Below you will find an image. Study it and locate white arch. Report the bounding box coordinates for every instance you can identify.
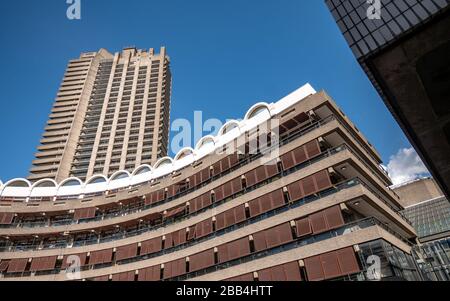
[174,147,195,161]
[244,102,271,120]
[1,179,31,198]
[154,157,174,169]
[132,165,153,176]
[219,120,241,136]
[85,175,108,194]
[109,171,131,182]
[195,135,216,150]
[4,178,32,188]
[107,170,131,191]
[130,165,153,186]
[57,177,83,197]
[86,175,108,185]
[59,177,83,188]
[30,179,58,197]
[31,179,58,189]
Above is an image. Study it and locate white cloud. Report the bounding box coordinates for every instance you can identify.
[384,147,430,186]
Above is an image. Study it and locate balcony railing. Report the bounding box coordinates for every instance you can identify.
[0,216,412,280]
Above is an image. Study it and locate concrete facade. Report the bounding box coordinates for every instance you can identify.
[0,86,421,281]
[28,47,171,183]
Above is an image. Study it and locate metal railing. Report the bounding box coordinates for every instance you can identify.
[0,216,412,280]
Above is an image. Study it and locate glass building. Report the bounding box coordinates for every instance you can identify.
[394,178,450,280]
[324,0,450,201]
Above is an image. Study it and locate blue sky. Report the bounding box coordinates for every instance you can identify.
[0,0,416,183]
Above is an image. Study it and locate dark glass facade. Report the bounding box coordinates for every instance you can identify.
[325,0,450,59]
[403,197,450,239]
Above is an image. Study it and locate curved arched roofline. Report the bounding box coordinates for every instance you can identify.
[218,120,241,136]
[244,102,271,120]
[131,165,153,176]
[58,177,83,188]
[109,171,131,182]
[86,175,108,185]
[195,135,216,150]
[31,179,58,189]
[154,157,174,169]
[4,178,32,188]
[0,84,316,199]
[174,147,195,161]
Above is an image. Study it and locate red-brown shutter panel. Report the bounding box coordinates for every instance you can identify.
[212,161,222,176]
[258,262,302,281]
[112,271,135,281]
[217,237,250,263]
[248,198,262,217]
[296,217,312,237]
[281,151,296,170]
[201,168,210,183]
[258,267,274,281]
[283,261,302,281]
[265,223,293,249]
[320,251,342,279]
[323,206,344,229]
[93,275,109,281]
[0,213,14,225]
[172,228,187,246]
[116,243,138,261]
[89,249,113,265]
[337,247,360,275]
[245,169,257,187]
[195,219,213,239]
[305,139,321,158]
[221,156,231,172]
[215,211,226,230]
[249,225,292,253]
[141,237,163,254]
[302,176,316,196]
[189,249,215,272]
[73,207,96,220]
[234,204,246,223]
[0,260,9,272]
[7,258,28,273]
[216,205,246,230]
[231,178,243,194]
[292,146,307,166]
[287,180,304,202]
[30,256,57,272]
[264,163,279,180]
[189,173,197,188]
[315,170,332,191]
[146,189,165,205]
[189,193,211,214]
[164,205,186,219]
[253,231,267,252]
[305,255,325,281]
[163,258,186,279]
[214,185,225,202]
[222,181,232,199]
[138,265,161,281]
[310,211,328,234]
[270,189,285,209]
